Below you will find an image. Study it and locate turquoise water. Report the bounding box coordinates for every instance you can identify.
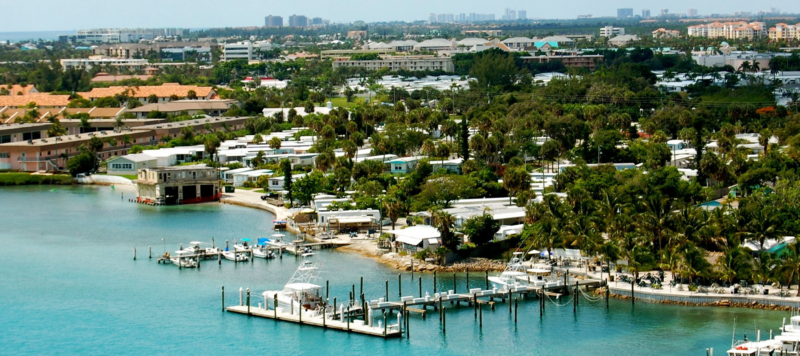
[0,185,789,355]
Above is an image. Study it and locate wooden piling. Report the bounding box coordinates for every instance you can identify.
[453,273,457,294]
[222,286,225,311]
[360,277,363,296]
[383,311,387,336]
[149,246,152,259]
[247,288,251,315]
[411,259,414,280]
[333,297,337,319]
[433,271,437,294]
[466,268,469,289]
[418,276,422,298]
[405,310,410,339]
[274,294,278,319]
[442,306,446,334]
[326,280,329,299]
[631,280,635,305]
[514,298,518,323]
[605,285,610,308]
[133,247,136,260]
[398,274,402,297]
[385,280,389,301]
[479,302,483,328]
[485,270,489,290]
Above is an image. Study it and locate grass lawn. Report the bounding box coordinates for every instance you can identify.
[110,174,138,181]
[253,189,266,194]
[327,97,366,109]
[0,172,74,186]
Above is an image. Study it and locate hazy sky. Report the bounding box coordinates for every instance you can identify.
[0,0,796,32]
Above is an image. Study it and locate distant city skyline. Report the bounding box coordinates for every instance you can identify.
[1,0,798,32]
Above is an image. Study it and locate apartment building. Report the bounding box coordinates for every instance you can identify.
[520,54,604,71]
[652,28,681,38]
[222,41,276,61]
[769,23,800,41]
[77,84,216,104]
[688,22,767,40]
[332,56,454,72]
[60,57,149,71]
[264,15,283,27]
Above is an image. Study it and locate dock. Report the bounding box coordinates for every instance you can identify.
[226,305,403,338]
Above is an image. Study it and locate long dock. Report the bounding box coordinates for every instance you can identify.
[226,305,402,338]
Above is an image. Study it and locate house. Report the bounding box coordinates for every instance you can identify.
[290,153,318,168]
[608,35,641,47]
[106,153,156,176]
[0,84,38,96]
[385,225,441,253]
[126,100,238,118]
[387,156,426,174]
[0,94,71,108]
[501,37,535,51]
[232,169,273,187]
[267,173,307,191]
[77,84,216,104]
[318,209,382,232]
[430,158,463,173]
[135,165,222,205]
[221,167,253,184]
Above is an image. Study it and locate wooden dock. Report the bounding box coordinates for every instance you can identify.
[366,285,557,312]
[226,305,402,338]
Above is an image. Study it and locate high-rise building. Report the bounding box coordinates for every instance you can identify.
[264,15,283,27]
[503,8,517,21]
[429,13,437,23]
[457,13,466,22]
[288,15,308,27]
[617,8,633,18]
[311,17,323,25]
[688,9,698,17]
[642,9,650,18]
[518,10,527,20]
[660,9,669,16]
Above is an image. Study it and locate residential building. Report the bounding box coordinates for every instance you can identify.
[320,49,395,59]
[518,11,527,20]
[387,156,426,174]
[660,9,669,17]
[385,225,441,253]
[59,57,148,71]
[222,41,276,61]
[347,31,367,39]
[600,26,625,37]
[0,94,71,108]
[77,84,216,104]
[91,74,153,83]
[135,166,222,205]
[642,9,651,19]
[687,22,767,40]
[520,54,604,70]
[288,15,308,27]
[413,39,456,51]
[502,8,517,21]
[331,56,454,72]
[617,8,634,18]
[0,124,50,147]
[501,37,535,51]
[688,9,699,17]
[769,23,800,41]
[0,84,38,96]
[232,169,272,187]
[367,40,419,52]
[107,153,156,176]
[92,42,219,61]
[126,100,238,118]
[264,15,283,27]
[652,28,681,38]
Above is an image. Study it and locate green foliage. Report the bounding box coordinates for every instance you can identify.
[0,173,74,185]
[462,213,500,246]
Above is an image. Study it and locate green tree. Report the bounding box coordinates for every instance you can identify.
[462,212,500,246]
[280,159,293,206]
[269,136,282,150]
[502,166,531,205]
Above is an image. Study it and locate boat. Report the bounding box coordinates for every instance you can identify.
[265,234,291,249]
[262,255,324,314]
[169,249,198,268]
[234,238,252,253]
[273,220,287,229]
[221,249,249,262]
[727,340,782,355]
[187,241,222,259]
[488,252,530,290]
[252,238,276,259]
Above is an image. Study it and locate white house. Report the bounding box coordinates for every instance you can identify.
[267,173,307,191]
[232,169,272,187]
[385,225,441,253]
[106,153,156,176]
[222,167,253,184]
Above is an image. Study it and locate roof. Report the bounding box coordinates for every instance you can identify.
[0,94,71,107]
[502,37,534,43]
[385,225,441,240]
[457,38,490,46]
[108,153,156,163]
[388,156,426,163]
[539,36,574,43]
[91,75,153,83]
[77,84,214,99]
[0,84,37,95]
[127,100,236,113]
[62,107,126,118]
[414,39,454,48]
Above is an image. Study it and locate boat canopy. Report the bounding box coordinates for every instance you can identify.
[241,238,251,242]
[285,282,322,291]
[190,241,203,245]
[273,220,287,223]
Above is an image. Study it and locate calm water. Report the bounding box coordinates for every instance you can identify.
[0,31,74,43]
[0,185,789,355]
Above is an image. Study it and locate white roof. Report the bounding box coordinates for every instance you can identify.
[284,283,321,291]
[111,153,155,163]
[458,38,490,46]
[385,225,441,242]
[332,216,374,224]
[502,37,534,43]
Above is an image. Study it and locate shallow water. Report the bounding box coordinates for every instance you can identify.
[0,185,788,355]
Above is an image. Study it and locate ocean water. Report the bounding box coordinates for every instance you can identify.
[0,185,787,355]
[0,31,74,43]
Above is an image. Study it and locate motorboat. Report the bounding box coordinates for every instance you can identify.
[234,238,253,253]
[273,220,287,229]
[783,316,800,334]
[727,339,782,355]
[252,238,276,259]
[186,241,222,259]
[488,252,530,290]
[170,249,198,268]
[262,255,324,314]
[221,249,249,262]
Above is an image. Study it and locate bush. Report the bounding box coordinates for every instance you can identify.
[414,248,431,260]
[0,173,74,185]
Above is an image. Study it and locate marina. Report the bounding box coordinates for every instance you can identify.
[0,186,793,355]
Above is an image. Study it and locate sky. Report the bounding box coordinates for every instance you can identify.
[0,0,797,32]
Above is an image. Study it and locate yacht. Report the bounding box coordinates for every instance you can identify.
[221,249,249,262]
[488,252,530,290]
[186,241,222,259]
[233,238,253,253]
[264,234,291,249]
[169,249,198,268]
[262,255,324,314]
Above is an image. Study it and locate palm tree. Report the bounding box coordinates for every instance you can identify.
[758,128,772,156]
[432,209,458,250]
[677,242,709,287]
[597,240,620,282]
[638,193,674,261]
[268,137,282,150]
[751,61,761,73]
[738,61,752,74]
[779,241,800,296]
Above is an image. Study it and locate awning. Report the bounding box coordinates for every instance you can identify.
[427,238,439,245]
[396,236,423,246]
[332,217,373,224]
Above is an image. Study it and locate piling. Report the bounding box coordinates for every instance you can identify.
[453,273,457,294]
[385,280,389,301]
[352,284,356,302]
[333,297,337,319]
[133,247,136,260]
[573,283,577,313]
[212,237,215,248]
[360,277,363,296]
[219,253,222,265]
[326,280,329,299]
[411,259,414,280]
[383,311,387,336]
[539,290,543,317]
[606,284,610,308]
[479,303,483,328]
[509,289,512,313]
[485,270,489,290]
[405,310,410,338]
[398,274,402,297]
[433,271,437,294]
[299,300,302,324]
[442,306,446,334]
[274,294,278,319]
[466,268,470,289]
[247,288,251,315]
[631,280,635,305]
[418,277,422,298]
[149,246,152,259]
[514,298,518,323]
[473,293,477,317]
[222,286,225,312]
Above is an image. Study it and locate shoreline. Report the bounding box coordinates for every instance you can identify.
[602,288,797,311]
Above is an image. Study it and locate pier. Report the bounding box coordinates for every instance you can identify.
[226,305,403,338]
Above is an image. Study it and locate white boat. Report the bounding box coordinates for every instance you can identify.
[488,252,530,290]
[727,340,782,355]
[262,255,324,314]
[170,249,198,268]
[222,250,249,262]
[187,241,222,259]
[233,238,253,253]
[783,316,800,334]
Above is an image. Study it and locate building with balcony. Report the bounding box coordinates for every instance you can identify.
[769,23,800,41]
[135,166,222,205]
[600,26,625,37]
[687,22,767,40]
[332,56,454,72]
[520,54,604,70]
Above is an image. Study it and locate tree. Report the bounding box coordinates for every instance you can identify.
[382,189,408,230]
[293,171,323,206]
[416,174,485,208]
[304,101,315,114]
[462,212,500,246]
[280,159,293,206]
[252,150,266,168]
[147,94,159,104]
[269,136,282,150]
[470,49,520,91]
[204,135,221,164]
[187,90,197,100]
[432,209,458,250]
[253,134,264,144]
[459,119,470,160]
[503,166,531,205]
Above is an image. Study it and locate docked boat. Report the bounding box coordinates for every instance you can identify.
[273,220,287,229]
[262,254,323,314]
[233,238,253,253]
[169,250,198,268]
[187,241,222,259]
[264,234,291,249]
[727,340,782,355]
[221,249,249,262]
[488,252,530,290]
[252,238,276,259]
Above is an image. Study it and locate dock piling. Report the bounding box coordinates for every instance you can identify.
[274,294,278,319]
[605,284,609,308]
[222,286,225,312]
[466,268,469,289]
[326,280,329,299]
[514,298,518,323]
[442,306,446,334]
[360,277,363,296]
[418,277,422,298]
[453,273,457,294]
[239,287,243,306]
[149,246,152,259]
[383,311,387,336]
[385,280,389,301]
[433,271,437,294]
[479,303,483,328]
[247,288,251,315]
[133,247,136,260]
[631,280,635,305]
[212,237,215,248]
[411,259,414,280]
[485,270,489,290]
[398,274,402,297]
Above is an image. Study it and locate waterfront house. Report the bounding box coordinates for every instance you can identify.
[106,153,156,176]
[386,225,441,253]
[136,165,221,205]
[318,209,382,233]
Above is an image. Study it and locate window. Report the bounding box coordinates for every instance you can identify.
[0,153,9,158]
